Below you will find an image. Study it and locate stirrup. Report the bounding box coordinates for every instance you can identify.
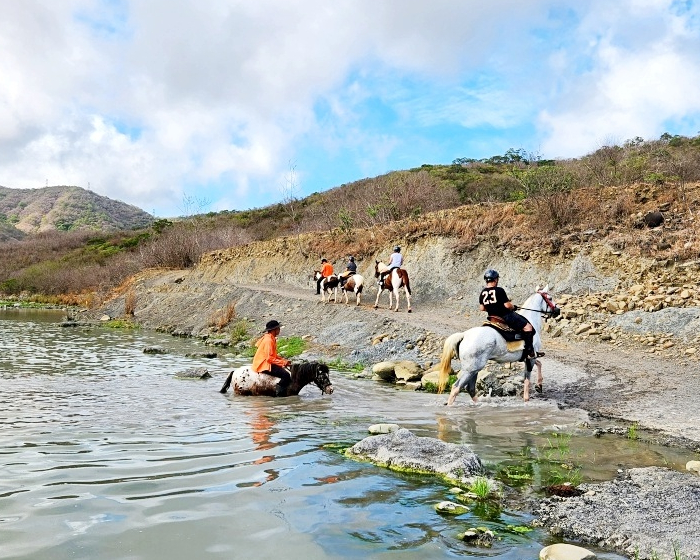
[536,351,545,357]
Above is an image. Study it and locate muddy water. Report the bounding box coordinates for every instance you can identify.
[0,309,686,559]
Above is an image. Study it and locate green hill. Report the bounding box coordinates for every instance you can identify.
[0,185,153,233]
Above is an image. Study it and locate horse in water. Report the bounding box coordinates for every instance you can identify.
[373,261,412,312]
[313,271,339,303]
[219,361,333,397]
[438,285,558,405]
[339,273,364,306]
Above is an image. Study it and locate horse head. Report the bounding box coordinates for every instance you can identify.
[313,270,321,281]
[374,260,380,278]
[313,363,333,394]
[536,284,560,317]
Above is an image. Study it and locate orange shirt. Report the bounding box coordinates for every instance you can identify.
[252,332,290,372]
[321,262,334,277]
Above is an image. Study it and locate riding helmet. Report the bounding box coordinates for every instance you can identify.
[393,246,401,252]
[484,269,499,282]
[349,256,355,262]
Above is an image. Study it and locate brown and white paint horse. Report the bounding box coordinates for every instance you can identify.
[219,361,333,397]
[339,273,364,306]
[374,261,412,312]
[313,271,340,303]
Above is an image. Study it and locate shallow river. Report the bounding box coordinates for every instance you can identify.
[0,309,688,560]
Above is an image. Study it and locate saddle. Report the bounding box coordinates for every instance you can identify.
[483,317,544,362]
[483,316,526,353]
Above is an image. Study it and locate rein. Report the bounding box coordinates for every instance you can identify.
[517,292,560,317]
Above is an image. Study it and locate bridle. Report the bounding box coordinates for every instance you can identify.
[313,364,333,393]
[517,291,560,317]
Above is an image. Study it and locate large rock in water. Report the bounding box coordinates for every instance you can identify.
[175,368,212,379]
[346,428,482,485]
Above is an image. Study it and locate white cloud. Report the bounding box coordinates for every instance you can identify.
[538,0,700,156]
[0,0,698,215]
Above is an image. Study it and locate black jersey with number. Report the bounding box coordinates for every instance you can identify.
[479,286,510,317]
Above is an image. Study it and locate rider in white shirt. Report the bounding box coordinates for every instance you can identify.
[380,246,403,284]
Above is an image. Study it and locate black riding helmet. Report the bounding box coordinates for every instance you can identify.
[484,269,499,282]
[393,246,401,252]
[349,256,355,262]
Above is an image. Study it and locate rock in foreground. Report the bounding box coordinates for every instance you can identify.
[346,428,482,485]
[534,466,700,559]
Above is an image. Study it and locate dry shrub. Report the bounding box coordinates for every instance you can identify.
[208,302,237,331]
[528,190,584,233]
[124,291,137,316]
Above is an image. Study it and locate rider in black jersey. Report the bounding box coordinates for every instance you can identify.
[479,269,535,359]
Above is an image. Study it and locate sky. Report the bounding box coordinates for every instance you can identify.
[1,0,699,218]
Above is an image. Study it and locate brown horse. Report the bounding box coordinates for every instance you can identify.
[373,261,412,312]
[219,361,333,397]
[338,273,364,305]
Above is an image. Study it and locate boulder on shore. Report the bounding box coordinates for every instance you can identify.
[534,466,700,559]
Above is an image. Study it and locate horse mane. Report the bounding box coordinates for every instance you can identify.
[289,361,318,383]
[522,291,543,309]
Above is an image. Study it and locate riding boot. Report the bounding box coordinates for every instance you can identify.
[523,331,535,359]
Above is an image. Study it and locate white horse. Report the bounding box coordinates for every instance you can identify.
[438,285,558,405]
[339,273,364,306]
[373,261,412,312]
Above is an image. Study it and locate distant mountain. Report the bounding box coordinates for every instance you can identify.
[0,185,153,234]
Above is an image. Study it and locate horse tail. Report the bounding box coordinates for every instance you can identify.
[437,332,464,393]
[219,371,234,394]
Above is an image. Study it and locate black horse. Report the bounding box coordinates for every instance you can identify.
[219,361,333,397]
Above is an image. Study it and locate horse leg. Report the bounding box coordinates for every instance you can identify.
[393,287,400,312]
[219,371,234,394]
[534,359,543,394]
[404,286,412,313]
[446,369,479,405]
[373,287,382,309]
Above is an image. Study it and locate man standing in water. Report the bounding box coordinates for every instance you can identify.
[252,320,292,397]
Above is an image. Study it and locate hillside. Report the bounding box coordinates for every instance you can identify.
[0,185,153,234]
[1,133,699,299]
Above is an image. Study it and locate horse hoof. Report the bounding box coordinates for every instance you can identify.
[408,309,412,313]
[535,384,543,394]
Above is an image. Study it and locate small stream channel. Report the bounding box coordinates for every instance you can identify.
[0,308,688,559]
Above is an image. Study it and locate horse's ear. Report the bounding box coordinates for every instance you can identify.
[542,284,549,293]
[535,284,542,292]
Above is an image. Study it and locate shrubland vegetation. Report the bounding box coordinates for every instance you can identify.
[2,133,699,304]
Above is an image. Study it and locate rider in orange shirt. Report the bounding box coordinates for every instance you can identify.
[252,320,292,397]
[316,258,334,295]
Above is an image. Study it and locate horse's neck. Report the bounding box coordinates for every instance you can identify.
[290,363,312,388]
[519,293,544,331]
[377,262,389,273]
